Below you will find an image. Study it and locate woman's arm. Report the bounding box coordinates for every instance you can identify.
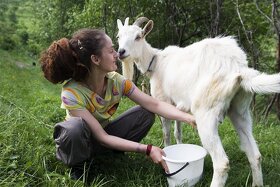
[68,109,169,171]
[69,109,144,151]
[128,87,196,127]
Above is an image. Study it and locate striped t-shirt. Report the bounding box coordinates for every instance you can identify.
[61,72,135,127]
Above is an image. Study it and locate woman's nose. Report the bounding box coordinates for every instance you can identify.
[114,50,119,58]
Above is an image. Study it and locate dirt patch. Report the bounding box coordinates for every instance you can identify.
[15,61,29,68]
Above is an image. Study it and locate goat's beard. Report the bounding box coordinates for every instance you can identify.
[119,55,133,63]
[121,60,134,81]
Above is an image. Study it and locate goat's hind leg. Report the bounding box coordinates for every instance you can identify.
[196,111,230,187]
[228,99,263,187]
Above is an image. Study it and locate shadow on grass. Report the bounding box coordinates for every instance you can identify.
[86,152,168,187]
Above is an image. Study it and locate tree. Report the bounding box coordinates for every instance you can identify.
[209,0,223,37]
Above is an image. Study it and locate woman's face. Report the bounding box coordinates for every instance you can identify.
[97,35,118,73]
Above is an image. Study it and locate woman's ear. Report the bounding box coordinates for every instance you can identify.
[91,54,100,65]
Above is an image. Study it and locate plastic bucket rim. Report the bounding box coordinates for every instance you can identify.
[162,144,207,163]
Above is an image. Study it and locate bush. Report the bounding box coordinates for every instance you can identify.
[27,39,41,56]
[0,36,17,50]
[18,30,29,45]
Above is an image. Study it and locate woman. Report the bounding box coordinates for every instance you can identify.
[40,28,196,180]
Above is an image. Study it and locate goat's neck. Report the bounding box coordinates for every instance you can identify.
[134,42,160,74]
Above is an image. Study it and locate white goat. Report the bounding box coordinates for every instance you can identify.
[117,17,280,187]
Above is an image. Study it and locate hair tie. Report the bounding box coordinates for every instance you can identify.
[77,40,83,50]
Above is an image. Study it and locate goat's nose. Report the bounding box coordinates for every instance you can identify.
[118,48,126,57]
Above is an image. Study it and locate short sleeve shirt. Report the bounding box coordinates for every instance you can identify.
[61,72,135,127]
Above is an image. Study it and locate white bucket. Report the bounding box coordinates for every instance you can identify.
[162,144,207,187]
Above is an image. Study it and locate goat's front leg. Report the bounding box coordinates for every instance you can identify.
[174,120,182,144]
[160,117,172,147]
[196,111,229,187]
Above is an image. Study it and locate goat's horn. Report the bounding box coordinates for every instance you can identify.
[133,17,149,27]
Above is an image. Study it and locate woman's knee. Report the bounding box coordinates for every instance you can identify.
[68,118,87,140]
[53,118,82,139]
[53,117,92,166]
[54,117,88,142]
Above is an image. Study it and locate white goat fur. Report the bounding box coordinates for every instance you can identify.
[117,17,280,187]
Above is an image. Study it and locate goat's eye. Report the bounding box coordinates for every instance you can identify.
[135,35,141,41]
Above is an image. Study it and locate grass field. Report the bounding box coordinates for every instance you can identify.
[0,49,280,187]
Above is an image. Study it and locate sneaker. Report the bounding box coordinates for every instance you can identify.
[70,165,85,180]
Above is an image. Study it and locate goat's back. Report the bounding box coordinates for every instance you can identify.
[161,36,247,75]
[153,36,248,112]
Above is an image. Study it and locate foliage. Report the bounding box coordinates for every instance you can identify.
[0,1,18,50]
[2,0,278,69]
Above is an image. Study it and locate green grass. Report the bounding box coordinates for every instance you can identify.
[0,49,280,186]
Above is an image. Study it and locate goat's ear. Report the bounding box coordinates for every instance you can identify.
[142,20,153,38]
[117,19,123,29]
[124,17,129,26]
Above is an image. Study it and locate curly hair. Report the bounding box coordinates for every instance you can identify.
[40,29,106,84]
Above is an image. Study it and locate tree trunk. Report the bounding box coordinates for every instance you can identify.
[275,38,280,119]
[209,0,222,37]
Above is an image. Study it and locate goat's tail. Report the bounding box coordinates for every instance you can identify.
[240,68,280,94]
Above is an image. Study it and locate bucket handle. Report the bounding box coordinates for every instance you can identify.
[164,162,189,177]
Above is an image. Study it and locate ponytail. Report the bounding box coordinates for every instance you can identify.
[40,29,106,84]
[40,38,75,84]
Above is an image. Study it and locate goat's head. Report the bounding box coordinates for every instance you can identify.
[117,17,153,62]
[117,17,153,80]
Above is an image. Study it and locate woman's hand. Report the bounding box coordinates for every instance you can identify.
[148,146,169,173]
[186,114,196,128]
